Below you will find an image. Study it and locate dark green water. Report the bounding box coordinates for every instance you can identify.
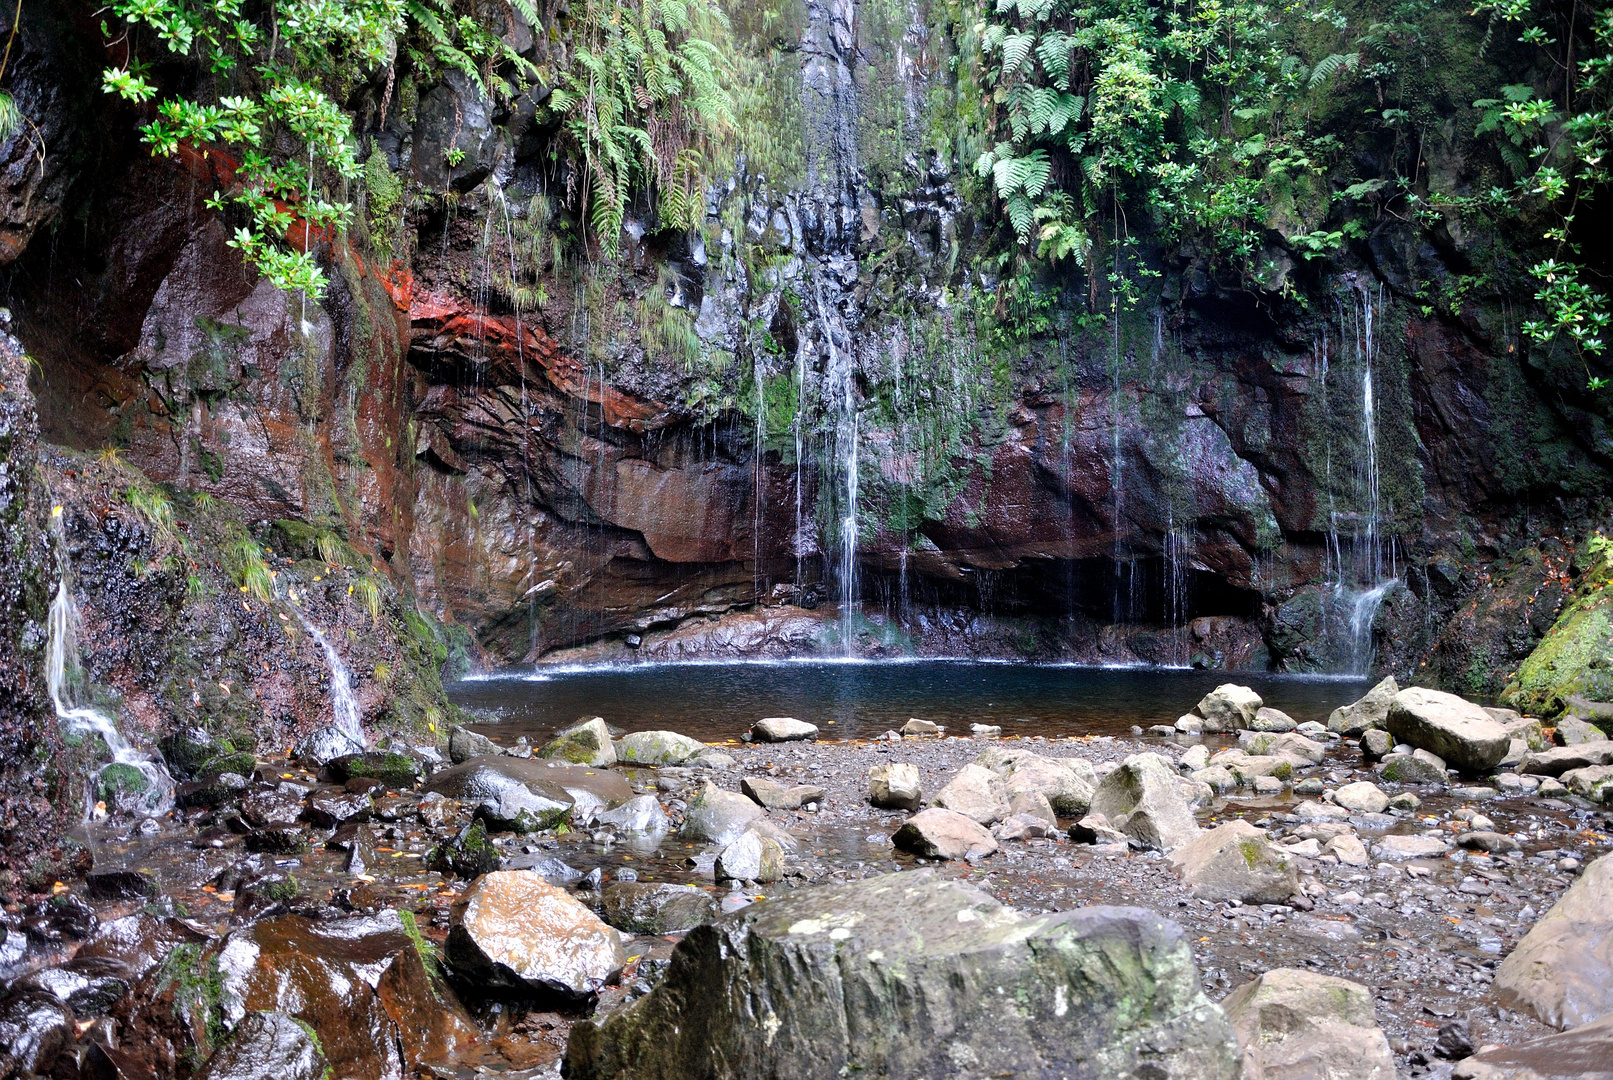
[448,660,1371,743]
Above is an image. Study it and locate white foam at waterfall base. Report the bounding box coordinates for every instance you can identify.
[47,568,174,818]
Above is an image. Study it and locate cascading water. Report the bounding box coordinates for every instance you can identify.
[46,509,173,818]
[290,604,364,745]
[816,283,859,650]
[1323,281,1399,672]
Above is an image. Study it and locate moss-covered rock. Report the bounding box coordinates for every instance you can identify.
[539,717,616,767]
[198,750,257,779]
[1505,533,1613,719]
[429,821,500,878]
[328,752,421,789]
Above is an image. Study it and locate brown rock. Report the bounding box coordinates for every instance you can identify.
[447,871,626,997]
[892,808,998,861]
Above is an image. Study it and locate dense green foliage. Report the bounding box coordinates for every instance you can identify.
[97,0,734,292]
[967,0,1611,385]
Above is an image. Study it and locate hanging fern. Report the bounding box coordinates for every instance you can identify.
[546,0,736,254]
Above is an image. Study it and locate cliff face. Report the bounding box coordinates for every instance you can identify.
[0,0,1605,702]
[0,331,82,890]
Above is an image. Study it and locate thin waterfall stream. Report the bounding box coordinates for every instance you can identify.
[46,508,173,818]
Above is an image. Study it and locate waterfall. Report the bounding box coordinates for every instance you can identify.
[291,607,364,744]
[815,283,859,651]
[1321,282,1398,672]
[46,510,173,818]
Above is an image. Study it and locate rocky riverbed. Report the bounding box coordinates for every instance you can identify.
[2,682,1611,1079]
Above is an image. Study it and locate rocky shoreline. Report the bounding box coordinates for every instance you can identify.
[2,682,1611,1079]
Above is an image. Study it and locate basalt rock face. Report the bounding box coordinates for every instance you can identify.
[0,0,1606,690]
[0,331,80,890]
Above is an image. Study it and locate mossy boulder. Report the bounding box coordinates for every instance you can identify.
[615,730,705,766]
[564,870,1240,1080]
[539,717,616,767]
[1505,534,1613,719]
[327,752,422,789]
[97,763,151,803]
[199,751,257,779]
[159,728,219,780]
[429,821,501,878]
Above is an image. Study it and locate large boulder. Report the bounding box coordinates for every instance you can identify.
[1087,753,1201,852]
[426,757,631,827]
[1495,853,1613,1029]
[681,782,766,846]
[1520,741,1613,776]
[1329,676,1399,736]
[1197,684,1263,732]
[594,794,672,834]
[563,871,1241,1080]
[1222,968,1396,1080]
[741,776,826,811]
[294,725,365,767]
[868,763,922,810]
[1168,821,1298,904]
[599,883,717,935]
[1386,688,1511,773]
[982,751,1097,815]
[447,871,626,997]
[1451,1010,1613,1080]
[540,717,617,767]
[932,763,1010,825]
[448,725,501,763]
[615,730,705,766]
[892,807,997,861]
[750,717,818,742]
[1563,765,1613,802]
[194,1011,327,1080]
[216,911,478,1077]
[715,830,786,883]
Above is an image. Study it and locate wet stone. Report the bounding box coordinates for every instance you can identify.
[240,788,308,829]
[327,752,422,790]
[84,869,158,901]
[0,991,75,1077]
[243,826,309,855]
[430,821,501,878]
[194,1010,326,1080]
[294,725,365,767]
[303,790,373,828]
[599,883,718,935]
[447,871,627,998]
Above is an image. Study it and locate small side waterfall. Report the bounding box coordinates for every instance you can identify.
[292,606,365,745]
[46,510,173,818]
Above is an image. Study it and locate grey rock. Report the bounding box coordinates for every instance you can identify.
[1088,753,1201,852]
[714,830,786,883]
[892,807,998,861]
[615,730,706,766]
[1496,854,1613,1029]
[1374,834,1451,860]
[1179,744,1212,772]
[594,794,671,834]
[447,870,626,997]
[1007,789,1058,828]
[448,725,501,764]
[680,782,766,846]
[1196,683,1263,732]
[1556,716,1605,746]
[1386,687,1511,773]
[751,717,818,742]
[1563,765,1613,802]
[932,763,1010,825]
[563,871,1242,1080]
[1520,741,1613,776]
[294,725,365,767]
[1457,831,1521,853]
[1332,781,1390,814]
[1251,707,1298,732]
[599,883,717,935]
[1168,821,1298,904]
[1451,1009,1613,1079]
[1361,729,1394,760]
[868,763,922,810]
[1379,752,1449,785]
[741,776,826,811]
[900,718,940,736]
[1329,675,1399,736]
[540,717,617,767]
[1222,968,1395,1080]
